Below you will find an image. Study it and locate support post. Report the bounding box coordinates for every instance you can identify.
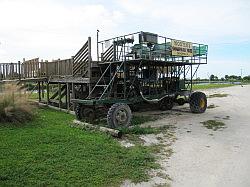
[41,81,44,99]
[45,60,49,78]
[18,61,21,80]
[58,83,62,109]
[46,82,50,105]
[38,81,41,102]
[72,83,75,110]
[66,83,70,111]
[97,30,99,62]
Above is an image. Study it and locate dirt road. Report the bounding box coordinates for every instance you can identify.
[167,85,250,187]
[122,85,250,187]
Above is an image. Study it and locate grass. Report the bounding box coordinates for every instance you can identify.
[201,120,226,131]
[192,83,234,90]
[208,93,228,98]
[0,84,35,123]
[0,107,159,187]
[92,115,158,135]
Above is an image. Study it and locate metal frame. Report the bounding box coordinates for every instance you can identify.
[74,31,208,107]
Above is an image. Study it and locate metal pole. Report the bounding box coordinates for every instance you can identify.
[97,29,100,62]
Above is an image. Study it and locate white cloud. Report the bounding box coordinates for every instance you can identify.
[118,0,250,42]
[0,0,249,76]
[0,0,124,61]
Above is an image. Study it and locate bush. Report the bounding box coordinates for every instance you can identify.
[0,84,36,123]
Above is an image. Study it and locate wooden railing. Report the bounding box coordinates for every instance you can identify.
[0,58,74,80]
[0,38,91,81]
[0,62,21,80]
[47,58,73,77]
[72,37,91,77]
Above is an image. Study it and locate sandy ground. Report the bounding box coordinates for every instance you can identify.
[122,85,250,187]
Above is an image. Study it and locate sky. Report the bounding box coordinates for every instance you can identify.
[0,0,250,78]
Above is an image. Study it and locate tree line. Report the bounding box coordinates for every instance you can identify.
[195,75,250,82]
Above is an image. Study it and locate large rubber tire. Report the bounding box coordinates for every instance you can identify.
[83,108,95,122]
[159,97,174,111]
[75,103,83,120]
[75,104,95,122]
[176,98,186,106]
[189,92,207,113]
[107,103,132,129]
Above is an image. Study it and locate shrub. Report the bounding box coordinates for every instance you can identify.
[0,84,36,123]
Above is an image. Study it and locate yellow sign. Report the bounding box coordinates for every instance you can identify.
[171,39,193,57]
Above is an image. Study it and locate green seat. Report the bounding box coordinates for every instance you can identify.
[152,43,171,56]
[193,45,208,56]
[131,44,150,58]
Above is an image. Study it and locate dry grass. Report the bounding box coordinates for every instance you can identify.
[0,84,36,123]
[201,120,226,131]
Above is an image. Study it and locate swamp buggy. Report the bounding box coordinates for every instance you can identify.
[72,31,208,128]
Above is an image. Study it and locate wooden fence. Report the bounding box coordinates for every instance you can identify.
[0,58,74,80]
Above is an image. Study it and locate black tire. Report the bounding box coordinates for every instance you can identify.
[107,103,132,128]
[176,98,186,106]
[189,92,207,113]
[83,108,95,122]
[75,103,83,120]
[159,97,174,111]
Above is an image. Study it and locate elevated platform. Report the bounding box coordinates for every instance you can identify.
[0,31,208,114]
[99,58,207,66]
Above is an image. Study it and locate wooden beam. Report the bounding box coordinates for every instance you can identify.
[66,82,70,111]
[18,61,21,80]
[72,120,122,138]
[38,81,41,102]
[88,37,92,95]
[46,82,50,105]
[58,83,62,109]
[41,81,44,99]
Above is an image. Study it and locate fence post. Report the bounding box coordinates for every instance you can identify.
[45,60,48,78]
[18,61,21,80]
[38,81,41,102]
[66,82,70,111]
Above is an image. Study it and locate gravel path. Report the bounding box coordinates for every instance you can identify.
[168,85,250,187]
[122,85,250,187]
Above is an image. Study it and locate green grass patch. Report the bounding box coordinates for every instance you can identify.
[0,107,159,186]
[201,120,226,131]
[93,115,159,135]
[208,93,228,98]
[28,92,39,100]
[192,84,234,90]
[119,125,158,135]
[131,115,156,126]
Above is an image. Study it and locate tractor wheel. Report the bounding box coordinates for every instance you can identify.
[75,103,83,120]
[159,97,174,111]
[83,108,95,122]
[189,92,207,113]
[107,103,132,128]
[176,98,186,106]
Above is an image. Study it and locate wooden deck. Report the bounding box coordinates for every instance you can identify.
[0,37,94,112]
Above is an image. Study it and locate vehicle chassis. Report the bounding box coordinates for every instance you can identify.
[72,31,208,128]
